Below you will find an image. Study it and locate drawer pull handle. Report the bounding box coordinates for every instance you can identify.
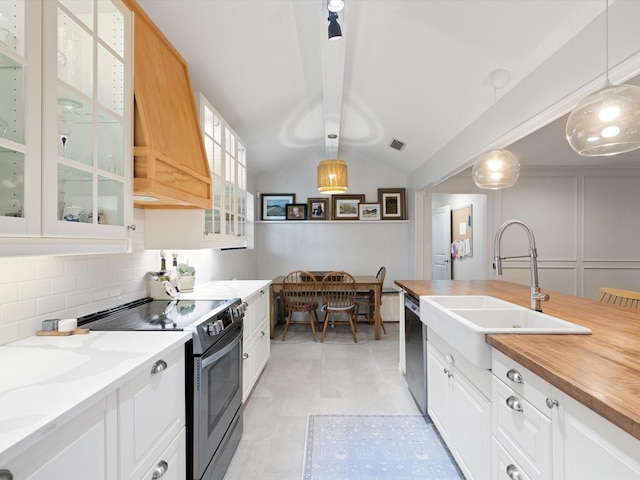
[0,469,14,480]
[152,460,168,479]
[506,369,524,384]
[243,353,249,360]
[151,360,167,375]
[506,396,523,412]
[445,353,454,364]
[546,398,559,409]
[506,464,523,480]
[443,368,453,378]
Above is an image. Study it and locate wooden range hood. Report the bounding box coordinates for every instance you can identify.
[123,0,211,209]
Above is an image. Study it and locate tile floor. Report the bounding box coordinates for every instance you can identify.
[223,321,421,480]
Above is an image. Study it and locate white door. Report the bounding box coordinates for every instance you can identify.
[432,205,452,280]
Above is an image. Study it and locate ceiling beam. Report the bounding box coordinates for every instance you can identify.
[320,1,347,159]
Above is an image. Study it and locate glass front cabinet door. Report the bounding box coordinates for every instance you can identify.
[0,0,40,235]
[0,0,132,252]
[42,0,133,239]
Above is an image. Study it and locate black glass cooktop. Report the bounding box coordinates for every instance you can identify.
[79,297,235,331]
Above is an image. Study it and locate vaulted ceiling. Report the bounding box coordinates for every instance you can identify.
[136,0,638,184]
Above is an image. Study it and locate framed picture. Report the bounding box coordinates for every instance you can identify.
[261,193,295,220]
[331,194,365,220]
[359,203,381,221]
[307,197,329,220]
[378,188,406,220]
[286,203,307,220]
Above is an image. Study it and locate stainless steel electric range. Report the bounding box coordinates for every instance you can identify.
[79,297,247,480]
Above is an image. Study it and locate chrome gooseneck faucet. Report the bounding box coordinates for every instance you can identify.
[493,219,549,311]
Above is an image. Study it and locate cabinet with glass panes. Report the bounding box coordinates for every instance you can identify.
[0,0,133,254]
[201,93,248,247]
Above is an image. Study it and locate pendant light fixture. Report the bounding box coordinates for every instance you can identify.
[318,134,348,194]
[472,69,520,190]
[566,0,640,156]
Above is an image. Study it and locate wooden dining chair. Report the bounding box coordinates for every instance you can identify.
[354,266,387,334]
[281,270,320,341]
[320,271,358,343]
[598,287,640,309]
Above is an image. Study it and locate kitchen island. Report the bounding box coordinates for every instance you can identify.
[395,279,640,442]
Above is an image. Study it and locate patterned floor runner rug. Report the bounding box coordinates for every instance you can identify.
[302,414,465,480]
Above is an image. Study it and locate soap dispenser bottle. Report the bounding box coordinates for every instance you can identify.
[169,252,180,289]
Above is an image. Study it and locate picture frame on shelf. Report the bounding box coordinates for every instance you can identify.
[378,188,406,220]
[261,193,296,220]
[331,194,365,220]
[307,197,329,220]
[286,203,307,220]
[359,203,381,221]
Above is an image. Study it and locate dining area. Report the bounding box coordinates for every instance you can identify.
[269,268,387,342]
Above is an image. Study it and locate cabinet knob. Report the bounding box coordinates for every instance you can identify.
[546,398,559,409]
[445,353,454,364]
[243,353,249,360]
[0,470,14,480]
[506,396,523,412]
[260,330,265,337]
[506,464,523,480]
[506,368,524,384]
[150,359,167,374]
[151,460,168,479]
[127,224,137,231]
[443,368,453,378]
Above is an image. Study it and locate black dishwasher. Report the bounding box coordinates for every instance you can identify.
[404,293,427,414]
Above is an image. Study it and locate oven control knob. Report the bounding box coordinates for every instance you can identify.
[216,319,225,332]
[206,322,217,336]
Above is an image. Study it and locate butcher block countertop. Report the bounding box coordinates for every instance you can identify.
[395,279,640,441]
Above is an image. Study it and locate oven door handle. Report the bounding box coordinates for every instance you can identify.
[200,328,243,369]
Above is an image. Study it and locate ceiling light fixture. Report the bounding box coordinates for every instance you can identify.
[566,0,640,156]
[472,69,520,190]
[328,0,344,13]
[328,11,342,41]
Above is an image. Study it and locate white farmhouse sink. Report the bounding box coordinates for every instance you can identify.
[420,295,591,369]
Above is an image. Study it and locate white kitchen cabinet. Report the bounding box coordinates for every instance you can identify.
[0,0,134,256]
[551,387,640,480]
[492,348,640,480]
[242,285,270,402]
[426,338,491,480]
[119,344,186,480]
[2,393,118,479]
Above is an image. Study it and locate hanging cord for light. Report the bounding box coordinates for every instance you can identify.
[472,69,520,190]
[566,0,640,156]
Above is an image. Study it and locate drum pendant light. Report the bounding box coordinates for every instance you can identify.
[317,159,348,194]
[566,0,640,156]
[472,69,520,190]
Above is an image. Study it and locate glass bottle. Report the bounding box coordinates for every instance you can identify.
[169,252,180,288]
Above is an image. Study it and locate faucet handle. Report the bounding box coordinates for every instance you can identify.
[533,292,550,302]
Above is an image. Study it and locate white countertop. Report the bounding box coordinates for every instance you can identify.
[0,330,191,465]
[179,279,271,301]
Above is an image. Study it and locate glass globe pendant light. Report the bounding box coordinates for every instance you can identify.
[566,0,640,156]
[472,69,520,190]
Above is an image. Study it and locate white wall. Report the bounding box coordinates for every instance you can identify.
[255,153,410,289]
[0,208,258,346]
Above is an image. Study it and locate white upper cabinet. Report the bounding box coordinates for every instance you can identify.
[0,0,133,256]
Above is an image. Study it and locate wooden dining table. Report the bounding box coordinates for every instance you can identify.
[269,272,384,340]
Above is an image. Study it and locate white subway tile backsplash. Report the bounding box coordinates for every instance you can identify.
[65,289,91,309]
[0,261,37,284]
[51,275,78,295]
[0,283,18,304]
[37,293,66,315]
[36,259,65,279]
[20,279,52,300]
[65,258,89,275]
[1,299,36,324]
[0,321,20,345]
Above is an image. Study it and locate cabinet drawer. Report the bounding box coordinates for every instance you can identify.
[492,349,552,414]
[132,427,186,480]
[119,346,186,479]
[492,376,551,480]
[493,436,533,480]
